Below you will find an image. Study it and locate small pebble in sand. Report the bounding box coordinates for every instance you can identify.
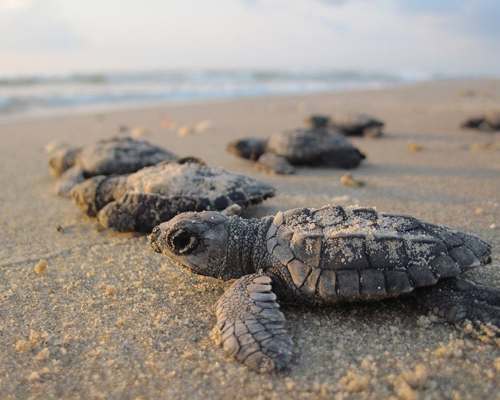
[490,224,497,229]
[131,126,150,138]
[105,285,117,296]
[194,120,213,133]
[161,118,177,130]
[177,125,193,137]
[15,339,34,354]
[408,142,423,152]
[475,208,484,215]
[35,347,51,361]
[34,259,48,275]
[341,173,365,187]
[27,368,50,382]
[338,370,370,393]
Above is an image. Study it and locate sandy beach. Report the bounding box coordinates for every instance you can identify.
[1,79,500,399]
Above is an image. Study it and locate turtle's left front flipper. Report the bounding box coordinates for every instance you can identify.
[415,277,500,336]
[214,274,293,373]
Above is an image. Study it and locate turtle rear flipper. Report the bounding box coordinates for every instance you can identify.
[97,192,202,233]
[214,274,293,373]
[415,277,500,335]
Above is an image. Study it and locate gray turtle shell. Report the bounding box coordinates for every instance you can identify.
[77,137,178,175]
[49,136,178,177]
[461,111,500,131]
[266,128,359,164]
[266,205,491,301]
[122,162,276,209]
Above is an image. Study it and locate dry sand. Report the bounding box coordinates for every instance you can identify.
[1,79,500,400]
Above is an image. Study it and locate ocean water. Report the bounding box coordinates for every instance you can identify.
[0,69,435,118]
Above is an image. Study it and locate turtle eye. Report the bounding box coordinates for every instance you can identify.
[168,229,200,255]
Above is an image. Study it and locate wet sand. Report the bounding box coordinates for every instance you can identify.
[1,79,500,399]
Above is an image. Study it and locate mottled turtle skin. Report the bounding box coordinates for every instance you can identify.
[227,128,365,174]
[149,204,499,373]
[307,113,384,137]
[461,112,500,132]
[48,137,178,197]
[70,158,275,233]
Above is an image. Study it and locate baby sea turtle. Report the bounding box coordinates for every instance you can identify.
[461,112,500,132]
[227,128,365,174]
[48,137,178,197]
[149,204,498,373]
[70,158,275,233]
[307,113,384,137]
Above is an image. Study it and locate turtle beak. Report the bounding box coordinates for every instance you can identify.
[148,226,163,253]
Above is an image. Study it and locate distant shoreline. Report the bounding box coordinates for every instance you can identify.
[1,76,488,124]
[2,68,483,122]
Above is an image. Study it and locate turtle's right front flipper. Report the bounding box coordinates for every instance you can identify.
[54,166,86,198]
[97,193,201,233]
[71,175,125,216]
[214,274,293,373]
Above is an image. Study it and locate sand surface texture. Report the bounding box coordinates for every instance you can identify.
[1,80,500,399]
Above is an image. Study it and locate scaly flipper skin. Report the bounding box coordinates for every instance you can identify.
[416,277,500,334]
[214,274,293,373]
[98,193,203,233]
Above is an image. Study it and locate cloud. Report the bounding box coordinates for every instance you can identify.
[397,0,500,39]
[0,0,85,51]
[0,0,498,76]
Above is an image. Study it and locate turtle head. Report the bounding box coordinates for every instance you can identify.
[226,138,267,161]
[149,211,233,280]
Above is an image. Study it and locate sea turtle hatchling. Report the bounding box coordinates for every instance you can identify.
[70,158,275,233]
[307,113,384,137]
[149,204,498,373]
[48,136,178,197]
[461,111,500,132]
[227,128,365,174]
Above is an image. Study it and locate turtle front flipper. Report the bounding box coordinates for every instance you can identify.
[256,153,295,175]
[71,175,124,216]
[415,277,500,336]
[97,193,201,233]
[54,166,86,197]
[48,147,81,177]
[214,274,293,373]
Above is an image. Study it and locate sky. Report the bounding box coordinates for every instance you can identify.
[0,0,499,77]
